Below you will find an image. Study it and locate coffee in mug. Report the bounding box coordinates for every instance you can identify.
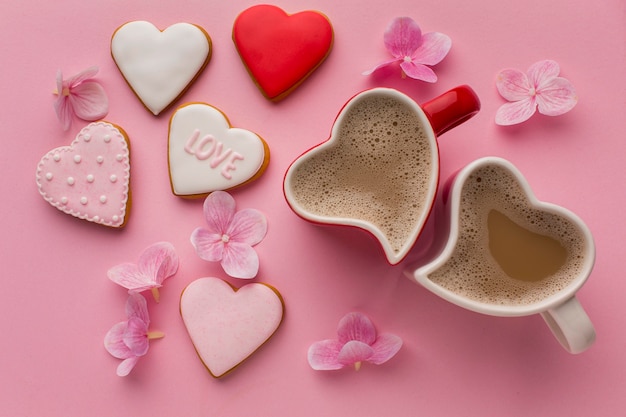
[428,162,588,306]
[284,86,480,265]
[406,157,596,353]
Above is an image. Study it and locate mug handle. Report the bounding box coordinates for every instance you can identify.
[421,85,481,136]
[540,296,596,354]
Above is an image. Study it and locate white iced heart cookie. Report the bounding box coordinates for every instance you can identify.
[168,103,269,197]
[111,21,212,115]
[36,122,131,228]
[180,277,284,378]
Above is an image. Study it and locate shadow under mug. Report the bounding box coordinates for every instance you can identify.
[284,86,480,265]
[404,157,596,353]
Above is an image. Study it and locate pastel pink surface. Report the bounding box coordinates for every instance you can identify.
[36,121,130,227]
[1,0,625,416]
[180,277,284,377]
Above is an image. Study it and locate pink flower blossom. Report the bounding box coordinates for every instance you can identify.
[107,242,179,302]
[363,17,451,82]
[54,66,109,131]
[190,191,267,279]
[495,60,578,125]
[308,312,402,371]
[104,293,164,377]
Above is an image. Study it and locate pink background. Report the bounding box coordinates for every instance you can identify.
[1,0,624,416]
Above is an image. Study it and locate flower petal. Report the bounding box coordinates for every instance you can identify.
[338,340,374,366]
[400,61,438,82]
[68,81,109,121]
[123,317,149,356]
[362,58,402,76]
[104,322,133,359]
[411,31,451,66]
[190,228,225,262]
[126,293,149,325]
[495,98,537,125]
[368,333,403,365]
[107,263,152,292]
[384,17,423,58]
[496,69,531,101]
[337,312,377,345]
[536,77,578,116]
[116,356,140,377]
[138,242,179,286]
[227,208,267,246]
[53,95,73,131]
[307,339,344,370]
[55,69,64,96]
[203,191,236,234]
[66,66,99,87]
[220,241,259,279]
[527,60,560,90]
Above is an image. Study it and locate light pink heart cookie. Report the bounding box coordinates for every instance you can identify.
[36,122,131,228]
[180,277,284,378]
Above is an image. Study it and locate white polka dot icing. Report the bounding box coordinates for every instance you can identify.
[35,121,131,228]
[168,102,269,197]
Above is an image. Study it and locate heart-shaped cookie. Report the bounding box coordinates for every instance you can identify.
[168,103,269,197]
[411,157,595,314]
[233,4,333,100]
[284,88,439,265]
[180,277,284,378]
[36,122,131,228]
[111,21,212,115]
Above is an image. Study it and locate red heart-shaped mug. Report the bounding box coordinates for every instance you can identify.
[284,86,480,265]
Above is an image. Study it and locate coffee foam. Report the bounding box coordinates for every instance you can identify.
[429,164,587,306]
[288,95,434,254]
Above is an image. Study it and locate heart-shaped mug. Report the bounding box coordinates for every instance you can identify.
[404,157,596,353]
[283,86,480,265]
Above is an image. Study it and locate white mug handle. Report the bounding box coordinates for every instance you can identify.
[540,296,596,354]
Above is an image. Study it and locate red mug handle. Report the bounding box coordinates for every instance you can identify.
[421,85,481,136]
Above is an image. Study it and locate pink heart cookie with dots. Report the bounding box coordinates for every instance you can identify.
[180,277,284,378]
[36,122,131,228]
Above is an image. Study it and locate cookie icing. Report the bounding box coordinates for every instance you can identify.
[111,21,212,115]
[180,277,284,378]
[36,122,131,228]
[232,4,334,100]
[168,103,269,197]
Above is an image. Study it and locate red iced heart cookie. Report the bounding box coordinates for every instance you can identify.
[180,277,284,378]
[36,122,131,228]
[232,4,334,100]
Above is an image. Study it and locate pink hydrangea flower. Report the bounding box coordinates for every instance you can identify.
[54,66,109,131]
[308,312,403,371]
[363,17,451,82]
[190,191,267,279]
[495,60,578,125]
[107,242,179,302]
[104,293,164,377]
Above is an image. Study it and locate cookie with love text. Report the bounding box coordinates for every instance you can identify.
[168,103,269,198]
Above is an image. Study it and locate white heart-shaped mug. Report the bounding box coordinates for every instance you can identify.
[404,157,596,353]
